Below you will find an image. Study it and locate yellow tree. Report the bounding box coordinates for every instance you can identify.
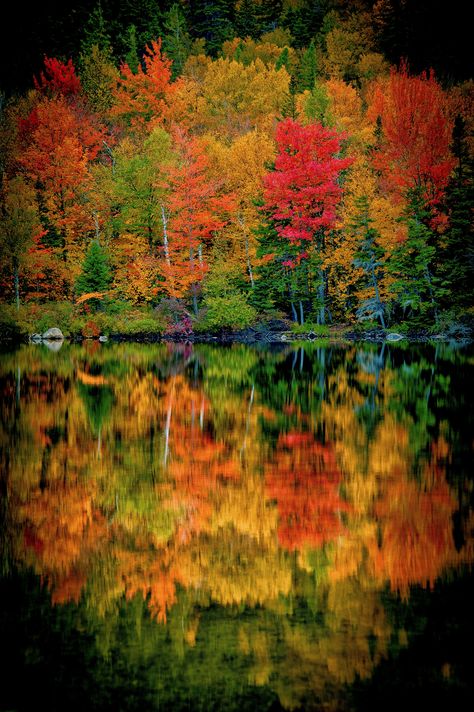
[205,130,275,287]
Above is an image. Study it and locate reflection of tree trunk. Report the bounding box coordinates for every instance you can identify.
[40,447,50,492]
[164,378,176,467]
[16,366,21,407]
[97,426,102,460]
[13,258,20,311]
[199,397,204,430]
[292,349,298,370]
[299,347,304,373]
[240,384,255,458]
[317,347,325,399]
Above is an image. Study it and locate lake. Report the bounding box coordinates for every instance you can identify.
[0,340,473,711]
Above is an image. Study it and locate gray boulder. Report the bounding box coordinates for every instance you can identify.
[386,332,405,342]
[42,327,64,341]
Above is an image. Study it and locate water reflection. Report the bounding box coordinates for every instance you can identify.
[0,341,473,711]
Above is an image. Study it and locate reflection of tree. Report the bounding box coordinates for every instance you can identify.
[265,432,350,551]
[367,439,459,598]
[2,341,473,711]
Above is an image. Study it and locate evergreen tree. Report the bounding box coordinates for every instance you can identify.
[235,0,261,40]
[162,3,192,78]
[351,196,386,327]
[258,0,282,34]
[388,193,445,325]
[303,82,331,125]
[298,39,318,91]
[440,116,474,311]
[80,1,112,56]
[280,73,297,120]
[122,24,140,73]
[76,241,112,310]
[187,0,235,56]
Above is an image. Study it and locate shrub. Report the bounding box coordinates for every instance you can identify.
[290,322,330,336]
[201,293,257,332]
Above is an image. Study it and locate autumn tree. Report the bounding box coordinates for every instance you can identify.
[0,176,39,309]
[18,94,106,282]
[111,39,177,132]
[33,56,82,98]
[164,129,234,314]
[368,64,456,322]
[368,63,455,210]
[110,128,176,304]
[263,118,352,324]
[205,130,275,288]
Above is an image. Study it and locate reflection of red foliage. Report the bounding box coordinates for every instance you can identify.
[370,466,458,598]
[24,523,44,555]
[265,431,350,550]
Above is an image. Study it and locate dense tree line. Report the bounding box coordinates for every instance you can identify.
[0,0,472,336]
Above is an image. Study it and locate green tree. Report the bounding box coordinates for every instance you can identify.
[162,4,192,78]
[441,116,474,311]
[351,196,386,328]
[188,0,235,56]
[235,0,261,40]
[298,39,318,91]
[202,260,256,331]
[75,240,112,309]
[388,194,445,325]
[122,25,140,73]
[80,1,112,55]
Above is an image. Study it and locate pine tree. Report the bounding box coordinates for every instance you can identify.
[298,39,318,91]
[80,1,112,56]
[441,116,474,311]
[76,241,112,310]
[122,25,140,73]
[388,193,445,325]
[163,4,192,78]
[351,196,387,327]
[235,0,261,40]
[188,0,235,56]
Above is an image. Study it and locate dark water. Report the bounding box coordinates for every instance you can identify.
[0,340,473,712]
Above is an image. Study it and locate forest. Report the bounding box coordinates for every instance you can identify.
[0,0,473,341]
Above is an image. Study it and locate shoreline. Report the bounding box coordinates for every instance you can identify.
[2,326,473,348]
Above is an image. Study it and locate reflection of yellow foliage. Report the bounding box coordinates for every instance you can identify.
[176,531,292,607]
[77,369,107,385]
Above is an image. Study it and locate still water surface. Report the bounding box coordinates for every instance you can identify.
[0,341,473,711]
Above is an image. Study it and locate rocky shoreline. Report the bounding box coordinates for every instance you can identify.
[15,320,473,348]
